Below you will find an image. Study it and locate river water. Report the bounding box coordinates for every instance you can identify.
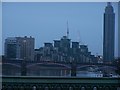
[3,65,104,77]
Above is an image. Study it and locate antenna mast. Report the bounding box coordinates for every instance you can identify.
[77,30,83,45]
[67,21,69,39]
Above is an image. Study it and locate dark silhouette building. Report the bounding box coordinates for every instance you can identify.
[34,35,97,63]
[34,21,98,63]
[103,2,115,63]
[5,36,35,61]
[4,37,21,59]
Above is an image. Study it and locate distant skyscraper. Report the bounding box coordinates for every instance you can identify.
[5,37,20,59]
[60,36,71,49]
[5,36,35,61]
[54,40,60,48]
[103,2,115,62]
[17,36,35,61]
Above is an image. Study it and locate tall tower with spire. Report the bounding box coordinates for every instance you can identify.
[67,21,69,39]
[103,2,115,63]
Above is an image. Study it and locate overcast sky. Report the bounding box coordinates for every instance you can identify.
[2,2,118,57]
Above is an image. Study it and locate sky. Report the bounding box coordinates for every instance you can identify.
[2,2,118,57]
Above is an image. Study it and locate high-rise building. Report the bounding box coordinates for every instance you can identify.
[43,43,53,56]
[72,42,79,49]
[103,2,115,62]
[44,43,53,48]
[17,36,35,61]
[80,45,88,53]
[54,40,60,48]
[72,42,79,55]
[5,36,35,61]
[60,36,71,48]
[5,37,20,59]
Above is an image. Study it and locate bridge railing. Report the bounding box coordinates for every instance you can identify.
[2,76,120,90]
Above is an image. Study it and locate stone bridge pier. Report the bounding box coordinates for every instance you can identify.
[71,63,76,77]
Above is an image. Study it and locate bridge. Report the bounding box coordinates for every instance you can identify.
[2,59,119,77]
[1,60,120,89]
[2,59,118,68]
[2,59,119,71]
[2,76,120,90]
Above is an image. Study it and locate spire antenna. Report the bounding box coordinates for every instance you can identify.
[67,21,69,39]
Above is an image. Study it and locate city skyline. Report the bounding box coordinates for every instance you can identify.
[2,2,118,57]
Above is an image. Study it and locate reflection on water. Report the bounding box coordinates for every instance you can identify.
[2,63,120,77]
[2,65,21,76]
[76,71,103,77]
[2,65,105,77]
[27,69,71,76]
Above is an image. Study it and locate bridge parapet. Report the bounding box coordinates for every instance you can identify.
[2,76,120,90]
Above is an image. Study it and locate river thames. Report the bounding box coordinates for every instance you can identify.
[3,65,119,77]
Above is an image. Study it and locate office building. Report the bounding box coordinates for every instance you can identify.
[5,37,20,59]
[5,36,35,61]
[103,2,115,62]
[17,36,35,61]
